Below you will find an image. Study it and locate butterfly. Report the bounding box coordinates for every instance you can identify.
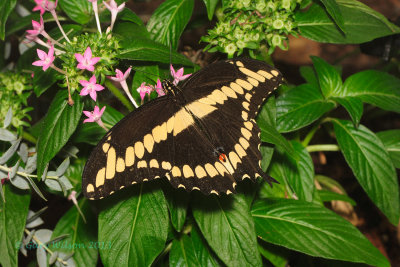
[82,58,283,200]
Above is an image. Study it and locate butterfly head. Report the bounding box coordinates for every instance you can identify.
[161,79,177,96]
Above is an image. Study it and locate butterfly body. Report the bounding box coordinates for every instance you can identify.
[82,58,283,200]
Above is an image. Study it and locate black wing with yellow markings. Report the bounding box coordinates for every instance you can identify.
[82,58,283,199]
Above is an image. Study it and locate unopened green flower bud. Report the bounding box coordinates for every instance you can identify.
[256,0,267,12]
[273,19,284,29]
[237,40,246,49]
[272,34,282,46]
[225,43,237,57]
[243,0,251,8]
[281,0,292,10]
[267,2,276,11]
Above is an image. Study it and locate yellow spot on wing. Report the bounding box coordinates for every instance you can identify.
[221,86,237,98]
[116,157,125,172]
[162,161,171,170]
[236,79,252,90]
[247,77,259,87]
[106,147,116,179]
[86,184,94,193]
[271,70,279,77]
[258,70,273,79]
[135,141,144,159]
[96,168,105,187]
[143,134,154,153]
[229,152,242,169]
[172,166,181,177]
[242,101,250,111]
[239,137,250,149]
[215,162,228,176]
[167,116,174,133]
[241,127,252,140]
[239,67,266,82]
[102,143,110,153]
[137,160,147,168]
[236,61,244,67]
[245,93,252,102]
[235,144,246,158]
[159,122,167,141]
[209,89,227,104]
[199,97,216,105]
[244,121,253,131]
[242,111,248,120]
[204,163,218,177]
[195,165,207,178]
[125,146,135,167]
[230,82,244,94]
[183,165,194,178]
[150,159,159,168]
[152,125,162,143]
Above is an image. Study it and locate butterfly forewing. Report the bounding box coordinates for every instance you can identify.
[82,58,283,199]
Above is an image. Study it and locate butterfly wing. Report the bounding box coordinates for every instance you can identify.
[82,96,179,199]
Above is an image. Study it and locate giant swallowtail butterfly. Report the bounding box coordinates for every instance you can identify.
[82,58,283,200]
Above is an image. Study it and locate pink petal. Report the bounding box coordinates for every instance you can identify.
[115,69,123,78]
[79,80,90,86]
[83,110,92,117]
[77,63,86,70]
[48,45,54,57]
[176,67,184,77]
[83,47,92,59]
[89,90,97,101]
[170,64,175,76]
[90,57,100,65]
[75,53,84,62]
[32,60,45,67]
[36,49,47,60]
[42,64,51,71]
[93,106,100,114]
[80,88,89,96]
[99,106,106,115]
[94,84,104,91]
[89,75,97,84]
[83,117,95,123]
[86,65,95,72]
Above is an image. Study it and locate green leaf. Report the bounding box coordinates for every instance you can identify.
[114,22,150,40]
[58,0,92,25]
[36,91,84,179]
[276,84,335,132]
[252,198,390,267]
[296,0,400,44]
[118,37,193,66]
[332,96,363,127]
[257,96,294,156]
[147,0,194,50]
[299,66,319,89]
[284,141,314,202]
[341,70,400,113]
[190,224,221,267]
[163,186,189,232]
[33,68,59,97]
[317,189,356,205]
[118,8,143,26]
[202,0,219,20]
[319,0,345,32]
[0,185,31,267]
[332,119,399,225]
[0,0,16,40]
[50,199,98,267]
[258,240,289,267]
[169,234,200,267]
[377,130,400,168]
[98,184,168,267]
[192,194,262,267]
[311,56,342,98]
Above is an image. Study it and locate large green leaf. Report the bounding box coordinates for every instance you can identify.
[192,194,262,267]
[98,184,168,267]
[59,0,92,25]
[252,198,390,267]
[0,0,16,40]
[333,119,399,225]
[0,185,31,267]
[163,185,189,232]
[296,0,400,44]
[341,70,400,113]
[190,225,221,267]
[147,0,194,50]
[332,96,363,127]
[51,199,98,267]
[169,234,200,267]
[258,240,289,267]
[319,0,345,32]
[276,84,335,132]
[36,91,84,179]
[311,56,342,98]
[118,37,193,66]
[377,130,400,169]
[33,68,59,97]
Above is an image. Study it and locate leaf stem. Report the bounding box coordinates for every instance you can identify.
[24,229,68,266]
[21,131,37,144]
[0,165,58,180]
[302,123,320,147]
[306,144,340,152]
[105,80,134,111]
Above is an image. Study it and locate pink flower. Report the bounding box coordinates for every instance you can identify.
[26,16,45,39]
[154,79,165,97]
[83,106,107,131]
[170,65,191,85]
[33,0,45,15]
[110,67,131,82]
[137,82,152,100]
[32,45,55,71]
[43,0,58,12]
[103,0,125,31]
[75,47,100,72]
[79,75,104,101]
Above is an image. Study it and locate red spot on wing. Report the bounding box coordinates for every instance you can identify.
[219,153,227,163]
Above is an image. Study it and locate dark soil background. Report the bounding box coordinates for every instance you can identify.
[20,0,400,266]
